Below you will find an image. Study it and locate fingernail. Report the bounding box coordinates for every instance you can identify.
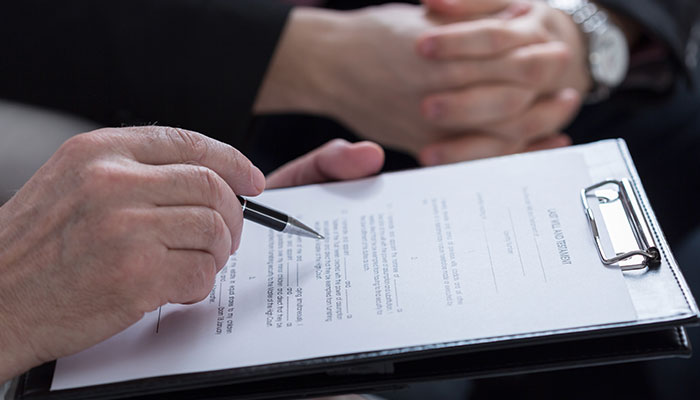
[424,99,445,120]
[251,165,266,193]
[418,37,437,58]
[560,88,580,103]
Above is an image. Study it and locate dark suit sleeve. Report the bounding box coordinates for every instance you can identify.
[0,0,292,146]
[597,0,700,83]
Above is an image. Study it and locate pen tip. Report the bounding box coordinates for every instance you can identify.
[284,216,325,239]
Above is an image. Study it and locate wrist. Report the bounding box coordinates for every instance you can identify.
[547,0,630,101]
[253,7,348,117]
[549,6,593,94]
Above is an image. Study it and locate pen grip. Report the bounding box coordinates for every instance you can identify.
[237,196,288,232]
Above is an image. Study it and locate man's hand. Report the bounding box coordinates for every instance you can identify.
[418,0,591,94]
[415,0,590,164]
[255,3,580,162]
[419,131,572,165]
[0,127,264,382]
[256,5,551,156]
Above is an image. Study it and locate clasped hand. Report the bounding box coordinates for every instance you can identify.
[264,0,591,165]
[416,0,591,164]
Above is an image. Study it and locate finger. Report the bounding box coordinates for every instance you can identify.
[417,18,548,59]
[431,42,571,90]
[422,0,510,16]
[163,250,218,304]
[419,133,573,166]
[495,41,571,90]
[111,126,265,196]
[484,88,582,141]
[419,134,513,165]
[496,1,533,20]
[524,134,572,152]
[266,139,385,189]
[138,163,244,253]
[422,85,537,130]
[145,206,233,270]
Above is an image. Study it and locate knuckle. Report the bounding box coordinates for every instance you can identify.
[199,209,226,250]
[501,89,532,115]
[552,45,573,71]
[211,212,228,252]
[173,254,218,305]
[485,25,509,52]
[166,127,209,163]
[533,26,551,42]
[228,147,250,176]
[58,131,102,159]
[60,133,89,154]
[191,257,218,302]
[519,55,546,85]
[196,166,225,208]
[78,160,132,196]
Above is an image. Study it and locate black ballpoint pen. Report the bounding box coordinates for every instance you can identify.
[236,195,324,240]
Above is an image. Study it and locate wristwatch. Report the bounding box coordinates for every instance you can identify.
[547,0,630,102]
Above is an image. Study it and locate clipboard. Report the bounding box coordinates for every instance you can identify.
[9,139,699,400]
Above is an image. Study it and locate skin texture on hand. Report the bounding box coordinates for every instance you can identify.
[0,127,265,382]
[255,3,582,164]
[256,5,552,155]
[415,0,591,165]
[0,131,383,383]
[419,0,591,94]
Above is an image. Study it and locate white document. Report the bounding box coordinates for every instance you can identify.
[51,147,638,390]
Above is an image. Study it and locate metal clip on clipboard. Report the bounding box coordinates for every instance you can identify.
[581,179,661,271]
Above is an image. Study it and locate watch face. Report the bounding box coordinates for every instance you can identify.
[589,25,629,87]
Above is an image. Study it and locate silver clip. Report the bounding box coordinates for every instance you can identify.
[581,179,660,270]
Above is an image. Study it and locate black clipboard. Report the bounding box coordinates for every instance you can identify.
[9,139,699,400]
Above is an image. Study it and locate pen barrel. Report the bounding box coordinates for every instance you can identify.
[240,198,288,232]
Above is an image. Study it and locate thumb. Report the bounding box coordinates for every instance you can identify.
[418,133,572,166]
[266,139,385,189]
[422,0,511,16]
[524,134,573,152]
